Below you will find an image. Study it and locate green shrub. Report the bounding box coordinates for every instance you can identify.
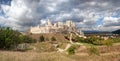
[0,27,36,50]
[75,36,84,42]
[0,27,20,49]
[93,40,103,45]
[76,36,104,45]
[67,46,76,55]
[112,38,120,43]
[105,40,113,47]
[19,35,36,43]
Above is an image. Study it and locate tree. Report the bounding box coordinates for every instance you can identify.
[0,27,20,49]
[0,27,36,50]
[39,35,45,42]
[19,35,36,43]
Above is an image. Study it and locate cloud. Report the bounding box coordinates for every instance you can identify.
[0,0,120,31]
[103,17,120,27]
[98,25,120,31]
[97,16,120,31]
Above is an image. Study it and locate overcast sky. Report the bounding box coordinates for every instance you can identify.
[0,0,120,31]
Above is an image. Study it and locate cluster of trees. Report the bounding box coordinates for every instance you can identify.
[75,36,114,45]
[0,27,36,50]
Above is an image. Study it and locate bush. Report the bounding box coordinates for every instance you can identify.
[0,27,21,49]
[67,46,76,55]
[75,36,84,42]
[51,36,56,41]
[89,46,100,56]
[19,35,36,43]
[0,27,36,50]
[104,40,113,47]
[112,38,120,43]
[76,36,104,45]
[39,35,45,42]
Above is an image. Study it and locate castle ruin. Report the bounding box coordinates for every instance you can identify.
[30,19,84,36]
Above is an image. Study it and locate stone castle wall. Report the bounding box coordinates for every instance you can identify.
[30,19,77,34]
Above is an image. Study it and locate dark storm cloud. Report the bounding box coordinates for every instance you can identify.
[0,0,120,31]
[23,0,119,19]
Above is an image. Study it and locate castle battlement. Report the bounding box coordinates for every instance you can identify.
[30,19,79,34]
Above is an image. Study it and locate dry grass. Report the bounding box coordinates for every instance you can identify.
[0,51,120,61]
[0,51,74,61]
[67,54,120,61]
[1,33,120,61]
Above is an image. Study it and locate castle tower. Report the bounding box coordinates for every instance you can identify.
[47,19,52,26]
[66,20,72,27]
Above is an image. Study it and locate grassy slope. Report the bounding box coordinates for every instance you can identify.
[0,42,120,61]
[1,33,120,61]
[28,33,68,42]
[0,51,74,61]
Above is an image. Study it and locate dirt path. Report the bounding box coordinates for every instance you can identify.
[101,52,120,56]
[76,52,120,56]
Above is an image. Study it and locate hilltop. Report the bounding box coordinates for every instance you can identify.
[112,29,120,35]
